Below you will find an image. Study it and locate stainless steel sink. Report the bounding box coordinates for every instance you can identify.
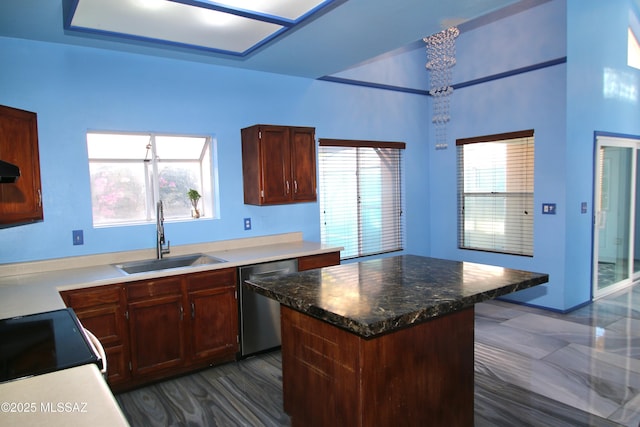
[113,253,226,275]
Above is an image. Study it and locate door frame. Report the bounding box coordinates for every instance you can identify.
[593,134,640,299]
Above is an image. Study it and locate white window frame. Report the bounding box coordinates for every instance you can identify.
[87,131,218,227]
[629,15,640,70]
[457,130,535,256]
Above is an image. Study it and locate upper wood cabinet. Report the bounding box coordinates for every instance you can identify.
[241,124,317,205]
[0,105,43,227]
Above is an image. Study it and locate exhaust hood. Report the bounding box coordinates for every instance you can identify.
[0,160,20,183]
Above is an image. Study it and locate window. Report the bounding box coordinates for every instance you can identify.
[87,131,216,226]
[319,139,405,259]
[629,27,640,70]
[457,130,534,256]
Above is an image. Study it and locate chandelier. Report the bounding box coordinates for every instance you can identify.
[424,27,459,150]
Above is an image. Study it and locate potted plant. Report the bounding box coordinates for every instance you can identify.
[187,189,201,218]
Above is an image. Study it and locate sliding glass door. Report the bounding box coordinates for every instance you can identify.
[593,136,640,298]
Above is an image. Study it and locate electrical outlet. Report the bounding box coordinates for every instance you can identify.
[244,218,252,230]
[72,230,84,245]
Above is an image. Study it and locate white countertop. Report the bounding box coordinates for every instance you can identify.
[0,232,341,427]
[0,364,129,427]
[0,232,340,319]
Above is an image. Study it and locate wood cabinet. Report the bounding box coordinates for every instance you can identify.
[59,254,345,392]
[185,269,238,364]
[60,284,130,387]
[61,267,238,391]
[126,276,186,379]
[298,251,340,271]
[281,306,475,427]
[241,125,317,205]
[0,105,43,227]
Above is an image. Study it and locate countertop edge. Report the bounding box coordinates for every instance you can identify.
[0,364,129,427]
[244,266,549,339]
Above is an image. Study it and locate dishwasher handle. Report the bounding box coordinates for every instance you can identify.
[248,268,295,280]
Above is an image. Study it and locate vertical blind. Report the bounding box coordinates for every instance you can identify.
[456,130,535,256]
[319,139,405,259]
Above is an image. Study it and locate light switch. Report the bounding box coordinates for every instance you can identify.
[72,230,84,245]
[542,203,556,215]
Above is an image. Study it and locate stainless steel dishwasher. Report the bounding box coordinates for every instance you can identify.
[239,259,298,357]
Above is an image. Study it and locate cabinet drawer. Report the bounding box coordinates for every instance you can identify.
[298,252,340,272]
[187,268,237,292]
[61,285,121,309]
[127,276,183,301]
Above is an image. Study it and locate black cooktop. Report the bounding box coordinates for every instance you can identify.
[0,308,102,382]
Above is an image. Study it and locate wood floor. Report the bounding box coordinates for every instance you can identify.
[116,283,640,426]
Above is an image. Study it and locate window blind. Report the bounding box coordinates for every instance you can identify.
[456,130,534,256]
[319,139,405,259]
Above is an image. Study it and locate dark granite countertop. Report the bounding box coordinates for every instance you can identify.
[244,254,549,338]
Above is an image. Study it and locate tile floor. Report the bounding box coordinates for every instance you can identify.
[116,283,640,426]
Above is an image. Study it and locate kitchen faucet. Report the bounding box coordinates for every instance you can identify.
[156,200,170,259]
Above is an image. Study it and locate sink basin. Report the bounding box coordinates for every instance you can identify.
[113,253,226,275]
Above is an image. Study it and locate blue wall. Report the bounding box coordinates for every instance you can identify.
[565,0,640,309]
[2,0,639,313]
[0,36,429,263]
[424,0,640,311]
[427,0,569,310]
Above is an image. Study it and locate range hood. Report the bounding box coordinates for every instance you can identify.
[0,160,20,183]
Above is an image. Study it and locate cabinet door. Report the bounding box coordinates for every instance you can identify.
[290,127,317,202]
[0,105,43,227]
[60,285,130,387]
[186,268,238,364]
[260,126,291,204]
[128,294,185,377]
[103,344,130,387]
[188,286,238,362]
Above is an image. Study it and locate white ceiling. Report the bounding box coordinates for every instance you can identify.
[0,0,525,78]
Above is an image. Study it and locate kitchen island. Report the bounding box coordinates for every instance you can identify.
[244,254,549,427]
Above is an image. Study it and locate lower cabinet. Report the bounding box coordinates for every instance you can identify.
[187,268,238,363]
[61,267,238,391]
[298,251,340,271]
[60,256,337,392]
[126,276,186,379]
[60,284,131,388]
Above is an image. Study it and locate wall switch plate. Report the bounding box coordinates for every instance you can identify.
[581,202,587,214]
[244,218,252,230]
[72,230,84,245]
[542,203,556,215]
